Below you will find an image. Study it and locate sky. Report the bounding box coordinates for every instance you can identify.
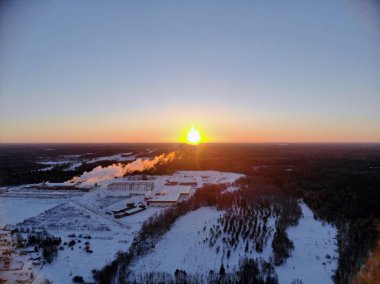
[0,0,379,143]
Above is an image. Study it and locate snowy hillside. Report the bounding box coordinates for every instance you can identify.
[130,202,338,283]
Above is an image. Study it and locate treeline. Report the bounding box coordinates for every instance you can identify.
[0,159,121,186]
[13,229,62,263]
[298,168,380,283]
[130,257,278,284]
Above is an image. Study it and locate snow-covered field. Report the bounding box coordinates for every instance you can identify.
[35,231,128,283]
[0,197,62,226]
[130,203,338,284]
[130,207,273,275]
[12,197,162,283]
[276,203,338,284]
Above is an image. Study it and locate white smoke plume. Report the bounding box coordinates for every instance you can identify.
[70,152,176,184]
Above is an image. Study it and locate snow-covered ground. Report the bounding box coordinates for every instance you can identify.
[130,203,338,284]
[0,197,62,226]
[86,152,135,164]
[131,207,224,275]
[131,207,275,276]
[276,203,338,284]
[35,232,129,283]
[14,198,162,283]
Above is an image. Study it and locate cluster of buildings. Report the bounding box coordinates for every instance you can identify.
[103,172,241,218]
[0,228,37,284]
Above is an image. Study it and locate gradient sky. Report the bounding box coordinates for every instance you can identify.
[0,0,379,143]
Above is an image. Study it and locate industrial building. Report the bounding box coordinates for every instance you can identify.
[107,181,154,191]
[145,185,192,206]
[156,185,191,195]
[146,193,182,206]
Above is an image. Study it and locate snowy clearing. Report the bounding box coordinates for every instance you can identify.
[130,202,338,284]
[0,197,62,227]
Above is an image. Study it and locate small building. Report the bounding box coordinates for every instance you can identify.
[114,206,146,218]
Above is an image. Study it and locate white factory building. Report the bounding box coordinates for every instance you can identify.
[107,181,154,192]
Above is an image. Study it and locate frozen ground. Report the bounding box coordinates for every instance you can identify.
[0,197,62,227]
[131,207,275,276]
[36,233,127,283]
[21,199,162,283]
[86,152,135,164]
[131,203,338,284]
[276,203,338,284]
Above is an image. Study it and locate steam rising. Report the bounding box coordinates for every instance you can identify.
[71,152,176,184]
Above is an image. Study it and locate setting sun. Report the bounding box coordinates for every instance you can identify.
[186,126,202,145]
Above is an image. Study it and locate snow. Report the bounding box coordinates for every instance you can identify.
[131,202,338,284]
[25,198,161,283]
[35,229,133,283]
[86,153,135,164]
[37,161,69,165]
[37,166,55,171]
[149,193,181,202]
[223,186,240,193]
[131,206,275,276]
[171,171,244,187]
[276,203,338,284]
[0,197,62,227]
[131,207,226,275]
[156,185,192,195]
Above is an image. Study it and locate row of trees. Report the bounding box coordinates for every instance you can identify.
[129,258,278,284]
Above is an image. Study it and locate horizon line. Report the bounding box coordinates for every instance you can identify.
[1,141,380,145]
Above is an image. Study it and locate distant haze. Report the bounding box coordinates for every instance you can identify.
[0,0,379,143]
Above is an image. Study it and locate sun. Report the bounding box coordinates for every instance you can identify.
[186,126,202,145]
